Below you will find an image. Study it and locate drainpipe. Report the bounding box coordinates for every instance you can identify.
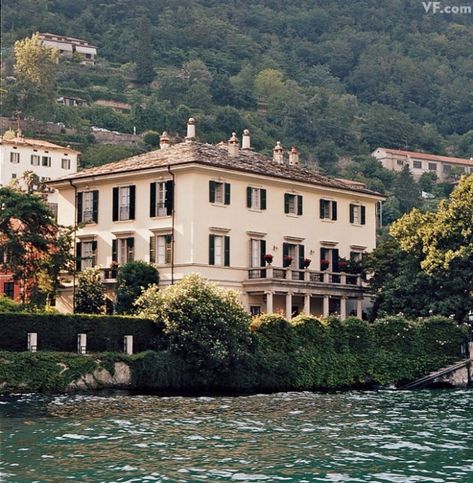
[69,179,78,313]
[167,164,175,285]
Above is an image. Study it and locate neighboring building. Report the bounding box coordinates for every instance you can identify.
[372,147,473,182]
[0,130,80,209]
[57,95,88,107]
[50,121,384,317]
[39,33,97,64]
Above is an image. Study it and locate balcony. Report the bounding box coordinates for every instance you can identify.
[246,266,362,288]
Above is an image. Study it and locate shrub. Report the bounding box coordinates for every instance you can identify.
[0,296,25,313]
[143,130,161,147]
[0,313,161,352]
[115,261,159,314]
[75,268,105,314]
[136,274,252,387]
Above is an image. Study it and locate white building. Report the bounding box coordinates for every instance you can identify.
[51,120,385,318]
[39,33,97,64]
[372,147,473,182]
[0,131,79,212]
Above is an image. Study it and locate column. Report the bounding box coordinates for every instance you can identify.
[323,295,330,317]
[356,298,363,319]
[286,292,293,320]
[340,297,347,320]
[304,294,311,315]
[266,291,274,314]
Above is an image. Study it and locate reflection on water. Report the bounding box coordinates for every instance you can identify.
[1,390,472,482]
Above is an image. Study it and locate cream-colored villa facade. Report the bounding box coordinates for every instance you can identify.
[51,121,384,319]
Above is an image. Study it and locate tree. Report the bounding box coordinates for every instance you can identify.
[115,261,159,314]
[75,268,105,314]
[6,33,58,117]
[0,187,73,305]
[135,17,155,84]
[393,165,422,214]
[136,274,252,385]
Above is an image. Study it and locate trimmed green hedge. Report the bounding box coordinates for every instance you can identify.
[0,313,162,353]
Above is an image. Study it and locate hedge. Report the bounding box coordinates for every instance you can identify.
[0,313,162,353]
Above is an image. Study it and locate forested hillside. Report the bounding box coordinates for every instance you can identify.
[2,0,473,178]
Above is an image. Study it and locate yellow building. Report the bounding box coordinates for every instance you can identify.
[50,120,384,318]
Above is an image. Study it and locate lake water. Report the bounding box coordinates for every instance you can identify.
[0,390,472,482]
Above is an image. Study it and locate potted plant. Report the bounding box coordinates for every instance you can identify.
[338,258,348,271]
[303,258,312,268]
[320,259,330,270]
[283,255,293,268]
[264,253,274,265]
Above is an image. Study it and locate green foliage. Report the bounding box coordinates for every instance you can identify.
[80,144,140,168]
[0,313,161,352]
[115,261,159,315]
[143,130,161,147]
[135,17,155,84]
[75,268,105,314]
[136,274,252,387]
[0,296,25,313]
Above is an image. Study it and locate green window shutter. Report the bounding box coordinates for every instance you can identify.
[127,237,134,261]
[92,191,99,223]
[76,242,82,272]
[77,192,83,224]
[283,243,289,258]
[260,240,266,267]
[284,194,289,213]
[91,240,97,266]
[209,181,216,203]
[224,183,231,205]
[332,249,339,272]
[246,187,252,208]
[319,199,325,219]
[261,189,267,210]
[112,188,119,221]
[224,236,230,266]
[112,239,118,263]
[298,244,305,269]
[297,195,303,215]
[129,185,136,220]
[149,236,156,263]
[361,206,366,225]
[209,234,215,265]
[332,201,337,221]
[349,204,355,223]
[165,180,174,215]
[320,248,327,269]
[150,182,156,217]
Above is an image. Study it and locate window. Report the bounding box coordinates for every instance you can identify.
[428,162,437,171]
[250,306,261,316]
[77,191,98,224]
[413,160,422,169]
[61,158,71,169]
[443,164,452,174]
[112,186,135,221]
[320,247,339,271]
[3,282,14,299]
[350,251,363,262]
[150,181,174,217]
[10,152,20,163]
[320,199,337,220]
[11,173,17,179]
[209,181,230,205]
[396,159,404,166]
[112,237,134,264]
[250,239,266,267]
[284,193,303,215]
[349,204,366,225]
[41,177,51,182]
[42,156,51,167]
[247,187,267,210]
[31,155,40,166]
[209,234,230,266]
[76,240,97,271]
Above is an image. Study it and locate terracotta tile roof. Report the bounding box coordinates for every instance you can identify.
[0,136,79,154]
[51,141,383,197]
[376,147,473,167]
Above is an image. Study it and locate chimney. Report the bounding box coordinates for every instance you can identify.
[289,146,299,166]
[273,141,284,164]
[242,129,251,150]
[228,132,239,157]
[185,117,196,141]
[160,131,171,149]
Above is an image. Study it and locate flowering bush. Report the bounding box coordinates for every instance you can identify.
[263,253,273,264]
[283,255,293,267]
[338,258,348,271]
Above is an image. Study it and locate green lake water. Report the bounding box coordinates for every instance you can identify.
[0,390,472,482]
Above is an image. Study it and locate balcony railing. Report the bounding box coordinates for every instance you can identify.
[247,266,362,287]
